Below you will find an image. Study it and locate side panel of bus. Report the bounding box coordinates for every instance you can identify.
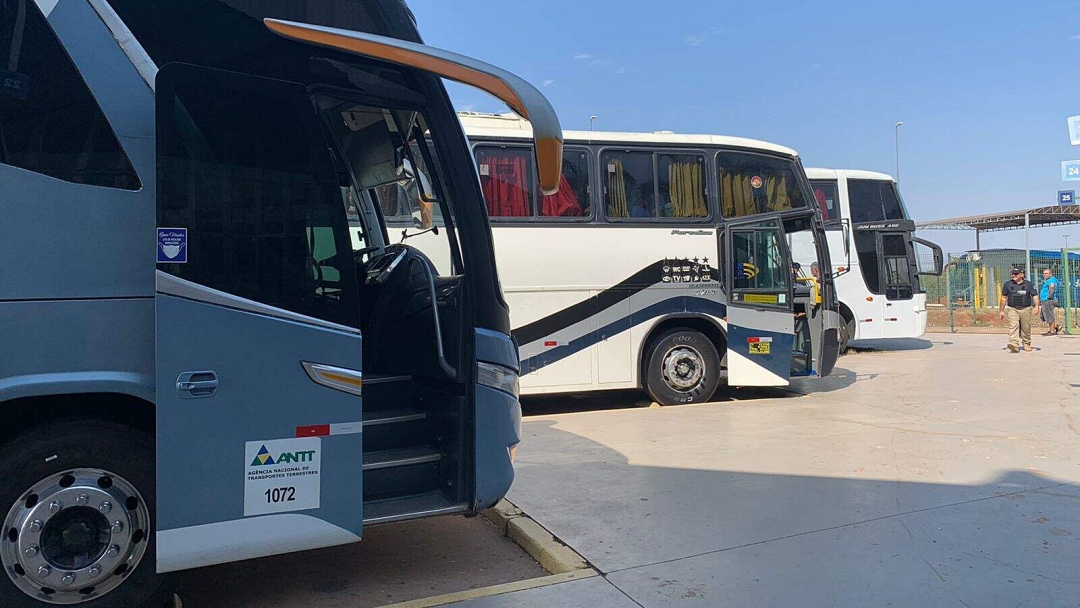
[498,226,722,394]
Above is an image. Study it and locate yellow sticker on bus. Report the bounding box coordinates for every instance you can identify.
[748,342,771,355]
[742,293,779,305]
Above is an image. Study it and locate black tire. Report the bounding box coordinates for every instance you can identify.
[0,419,177,608]
[643,328,722,405]
[838,315,856,355]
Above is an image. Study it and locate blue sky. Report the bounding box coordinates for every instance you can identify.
[408,0,1080,254]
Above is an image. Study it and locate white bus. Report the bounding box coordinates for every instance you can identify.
[446,113,842,405]
[803,169,943,350]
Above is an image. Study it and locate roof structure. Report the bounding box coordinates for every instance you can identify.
[917,205,1080,232]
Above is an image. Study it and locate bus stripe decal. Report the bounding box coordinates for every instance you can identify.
[512,260,718,346]
[520,296,726,376]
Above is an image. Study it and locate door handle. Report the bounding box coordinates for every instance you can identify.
[176,371,218,399]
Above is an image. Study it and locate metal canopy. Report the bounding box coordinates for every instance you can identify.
[917,205,1080,232]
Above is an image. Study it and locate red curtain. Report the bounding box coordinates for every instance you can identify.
[814,187,831,221]
[541,175,582,217]
[480,155,531,217]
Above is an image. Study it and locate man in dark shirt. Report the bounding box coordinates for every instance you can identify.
[998,268,1040,352]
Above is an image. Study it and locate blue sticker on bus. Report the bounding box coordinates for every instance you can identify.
[157,228,188,263]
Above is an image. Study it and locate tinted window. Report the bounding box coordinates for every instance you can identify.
[157,65,359,328]
[853,231,881,294]
[718,153,807,218]
[540,148,589,218]
[476,147,533,217]
[810,180,840,222]
[881,233,913,299]
[658,153,708,218]
[604,150,654,219]
[0,0,139,189]
[848,179,906,223]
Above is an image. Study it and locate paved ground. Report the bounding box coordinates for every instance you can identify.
[180,515,546,608]
[452,334,1080,607]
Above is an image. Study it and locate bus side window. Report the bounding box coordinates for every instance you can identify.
[603,150,654,219]
[0,0,139,189]
[539,148,590,218]
[657,153,708,219]
[810,180,840,222]
[475,146,534,218]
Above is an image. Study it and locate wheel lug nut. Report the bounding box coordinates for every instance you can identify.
[110,521,124,534]
[88,565,101,577]
[99,501,112,514]
[61,573,76,586]
[106,545,120,559]
[24,545,39,558]
[29,520,43,533]
[49,500,63,513]
[75,494,89,506]
[37,566,51,578]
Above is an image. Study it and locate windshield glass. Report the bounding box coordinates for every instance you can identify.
[718,152,808,219]
[316,96,459,275]
[848,179,907,223]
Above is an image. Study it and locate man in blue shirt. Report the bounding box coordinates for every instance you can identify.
[1040,268,1062,335]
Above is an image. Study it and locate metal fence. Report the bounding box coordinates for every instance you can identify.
[922,248,1080,334]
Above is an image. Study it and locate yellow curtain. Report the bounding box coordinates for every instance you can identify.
[719,172,794,217]
[667,161,707,218]
[607,159,628,218]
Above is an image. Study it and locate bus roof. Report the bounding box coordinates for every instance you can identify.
[459,112,799,158]
[805,168,895,182]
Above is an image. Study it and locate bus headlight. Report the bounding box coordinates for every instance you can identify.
[477,361,519,398]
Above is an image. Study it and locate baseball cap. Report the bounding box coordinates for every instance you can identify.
[1010,268,1023,275]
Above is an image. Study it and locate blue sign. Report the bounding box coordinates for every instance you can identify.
[1069,115,1080,146]
[157,227,187,264]
[1063,161,1080,182]
[1059,190,1075,205]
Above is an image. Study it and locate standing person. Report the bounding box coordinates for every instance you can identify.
[998,268,1039,352]
[1040,268,1062,335]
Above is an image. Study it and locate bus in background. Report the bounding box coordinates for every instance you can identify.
[802,169,943,351]
[453,113,841,406]
[0,1,562,606]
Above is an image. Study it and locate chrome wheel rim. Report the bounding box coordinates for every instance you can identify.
[661,345,706,393]
[3,469,150,605]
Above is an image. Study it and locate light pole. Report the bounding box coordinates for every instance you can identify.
[894,121,904,183]
[590,115,597,131]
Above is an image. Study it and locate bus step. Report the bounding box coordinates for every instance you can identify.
[363,492,466,525]
[363,446,442,471]
[363,408,427,427]
[363,447,443,502]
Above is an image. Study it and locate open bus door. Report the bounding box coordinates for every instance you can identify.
[724,219,796,386]
[153,64,366,572]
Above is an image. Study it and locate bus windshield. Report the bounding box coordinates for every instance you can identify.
[848,179,907,223]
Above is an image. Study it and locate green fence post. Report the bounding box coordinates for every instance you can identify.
[946,257,955,332]
[1065,248,1073,335]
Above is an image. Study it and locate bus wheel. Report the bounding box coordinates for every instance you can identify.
[839,316,856,355]
[644,328,721,406]
[0,420,176,608]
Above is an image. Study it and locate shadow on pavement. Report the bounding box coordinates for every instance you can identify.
[848,337,937,352]
[507,419,1079,607]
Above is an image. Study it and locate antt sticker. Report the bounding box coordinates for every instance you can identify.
[244,437,321,517]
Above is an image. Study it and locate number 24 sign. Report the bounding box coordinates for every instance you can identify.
[1062,161,1080,182]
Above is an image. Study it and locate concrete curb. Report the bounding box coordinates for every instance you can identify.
[482,499,590,575]
[377,570,595,608]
